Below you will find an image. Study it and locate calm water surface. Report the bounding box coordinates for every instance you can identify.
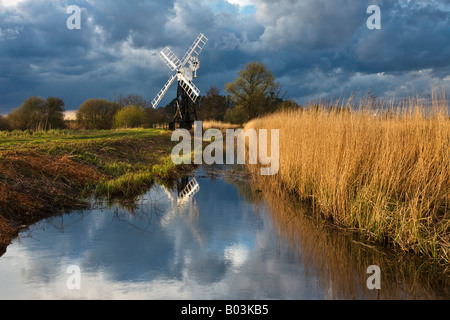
[0,166,448,299]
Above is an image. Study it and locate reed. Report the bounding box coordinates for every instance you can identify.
[201,120,242,130]
[249,173,450,298]
[245,93,450,264]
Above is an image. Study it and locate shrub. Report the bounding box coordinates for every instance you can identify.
[114,105,145,128]
[76,99,121,130]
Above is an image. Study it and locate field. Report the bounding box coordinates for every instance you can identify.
[0,128,192,254]
[245,96,450,266]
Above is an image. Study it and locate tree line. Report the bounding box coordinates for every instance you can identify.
[0,62,301,131]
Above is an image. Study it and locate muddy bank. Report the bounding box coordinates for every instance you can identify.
[0,150,104,255]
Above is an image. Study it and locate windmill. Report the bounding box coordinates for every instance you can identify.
[151,33,208,130]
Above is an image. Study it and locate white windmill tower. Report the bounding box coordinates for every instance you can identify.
[151,33,208,130]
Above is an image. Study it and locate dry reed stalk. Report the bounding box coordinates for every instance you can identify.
[245,94,450,264]
[201,120,242,130]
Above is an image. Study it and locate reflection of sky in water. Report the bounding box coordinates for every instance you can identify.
[0,171,323,300]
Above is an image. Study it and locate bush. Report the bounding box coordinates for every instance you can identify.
[197,86,231,121]
[76,99,121,130]
[114,105,145,128]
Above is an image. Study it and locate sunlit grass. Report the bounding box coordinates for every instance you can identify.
[0,128,165,148]
[0,127,186,199]
[201,120,242,130]
[93,171,154,198]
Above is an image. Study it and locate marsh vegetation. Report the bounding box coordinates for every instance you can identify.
[245,94,450,266]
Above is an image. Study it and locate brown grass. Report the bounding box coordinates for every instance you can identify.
[0,151,105,254]
[245,94,450,264]
[201,120,242,130]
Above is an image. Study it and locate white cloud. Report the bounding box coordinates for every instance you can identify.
[0,0,26,7]
[253,0,366,49]
[226,0,254,6]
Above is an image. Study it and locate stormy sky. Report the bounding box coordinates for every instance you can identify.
[0,0,449,114]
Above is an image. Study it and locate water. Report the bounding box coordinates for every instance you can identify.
[0,166,448,300]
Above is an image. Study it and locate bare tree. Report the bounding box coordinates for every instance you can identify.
[7,96,65,131]
[76,99,121,129]
[225,62,281,120]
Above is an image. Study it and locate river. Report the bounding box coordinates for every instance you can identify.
[0,165,448,299]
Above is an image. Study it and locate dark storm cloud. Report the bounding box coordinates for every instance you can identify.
[353,1,450,72]
[0,0,449,114]
[246,0,450,103]
[82,0,175,47]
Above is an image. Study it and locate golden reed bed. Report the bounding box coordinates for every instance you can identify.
[245,93,450,265]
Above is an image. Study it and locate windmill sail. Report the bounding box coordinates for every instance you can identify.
[151,74,177,109]
[160,47,181,71]
[177,177,200,205]
[178,73,200,103]
[179,33,208,70]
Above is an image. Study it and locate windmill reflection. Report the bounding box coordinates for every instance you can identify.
[161,176,203,245]
[177,177,200,205]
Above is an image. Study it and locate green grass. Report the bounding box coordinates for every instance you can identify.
[152,155,178,179]
[0,128,163,148]
[93,171,155,198]
[0,128,192,200]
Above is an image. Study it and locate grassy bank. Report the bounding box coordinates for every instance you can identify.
[0,128,192,254]
[245,96,450,265]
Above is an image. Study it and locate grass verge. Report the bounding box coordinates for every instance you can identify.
[0,128,193,255]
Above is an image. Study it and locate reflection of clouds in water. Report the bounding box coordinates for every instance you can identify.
[0,231,315,300]
[224,244,249,269]
[3,169,447,300]
[0,174,320,299]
